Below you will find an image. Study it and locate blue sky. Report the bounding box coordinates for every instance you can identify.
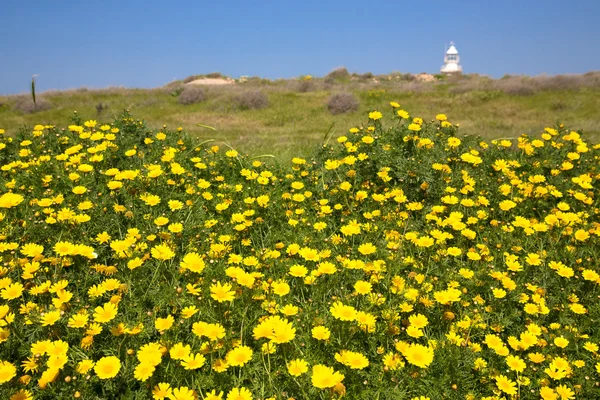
[1,0,599,94]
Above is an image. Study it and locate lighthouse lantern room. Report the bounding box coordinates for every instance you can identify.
[440,41,462,74]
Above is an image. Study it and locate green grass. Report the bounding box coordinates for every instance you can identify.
[1,77,599,159]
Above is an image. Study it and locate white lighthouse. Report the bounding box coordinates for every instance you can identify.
[440,41,462,74]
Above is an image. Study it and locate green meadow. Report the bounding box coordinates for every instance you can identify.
[1,71,599,158]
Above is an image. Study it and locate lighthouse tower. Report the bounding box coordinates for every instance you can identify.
[440,41,462,74]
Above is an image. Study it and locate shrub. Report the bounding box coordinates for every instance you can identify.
[327,92,359,115]
[12,96,52,114]
[182,75,200,84]
[325,67,350,83]
[235,90,269,110]
[550,99,567,111]
[357,72,374,81]
[170,85,184,97]
[494,78,537,96]
[449,76,493,94]
[205,72,223,79]
[582,71,600,88]
[296,80,315,93]
[178,86,207,105]
[96,102,109,115]
[535,75,576,91]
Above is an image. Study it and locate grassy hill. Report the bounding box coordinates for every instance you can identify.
[1,71,599,158]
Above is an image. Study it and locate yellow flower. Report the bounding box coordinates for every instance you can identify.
[171,387,196,400]
[94,356,121,379]
[368,111,383,120]
[335,350,369,369]
[155,315,174,332]
[54,241,75,256]
[357,242,376,255]
[20,357,38,374]
[499,200,516,211]
[20,243,44,258]
[1,282,24,300]
[583,341,599,353]
[96,231,111,244]
[168,223,183,233]
[134,362,155,381]
[226,387,252,400]
[402,344,434,368]
[330,302,357,321]
[287,359,309,376]
[180,252,205,273]
[271,280,290,296]
[354,280,372,295]
[506,355,526,373]
[447,137,461,147]
[0,361,17,384]
[93,302,118,323]
[312,325,331,340]
[408,313,429,329]
[554,337,569,348]
[107,181,123,190]
[539,387,557,400]
[311,364,344,389]
[397,109,409,119]
[0,193,24,208]
[40,310,61,326]
[180,306,199,319]
[76,359,95,374]
[525,253,542,266]
[169,343,191,360]
[181,353,206,370]
[10,389,34,400]
[574,229,589,241]
[362,135,375,144]
[495,375,517,396]
[154,216,169,226]
[151,244,175,260]
[280,304,298,316]
[168,200,184,210]
[288,265,308,277]
[226,345,253,367]
[408,123,421,132]
[210,282,235,302]
[68,312,89,328]
[138,343,163,366]
[555,384,575,400]
[205,390,224,400]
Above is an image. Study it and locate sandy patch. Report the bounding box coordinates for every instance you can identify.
[186,78,236,86]
[415,73,436,82]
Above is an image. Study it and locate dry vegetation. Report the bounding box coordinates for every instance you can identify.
[1,69,599,158]
[327,93,359,115]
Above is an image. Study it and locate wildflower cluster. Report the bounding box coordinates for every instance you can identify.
[0,109,598,399]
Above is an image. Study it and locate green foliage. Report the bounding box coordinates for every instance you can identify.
[1,76,600,159]
[31,76,36,106]
[0,109,599,399]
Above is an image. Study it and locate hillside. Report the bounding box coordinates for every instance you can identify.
[1,71,599,158]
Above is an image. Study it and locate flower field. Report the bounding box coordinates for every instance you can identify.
[0,106,599,400]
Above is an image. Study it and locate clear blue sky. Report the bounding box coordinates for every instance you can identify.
[1,0,599,95]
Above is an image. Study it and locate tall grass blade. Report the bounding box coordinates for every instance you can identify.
[31,76,37,106]
[196,123,216,131]
[323,122,336,147]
